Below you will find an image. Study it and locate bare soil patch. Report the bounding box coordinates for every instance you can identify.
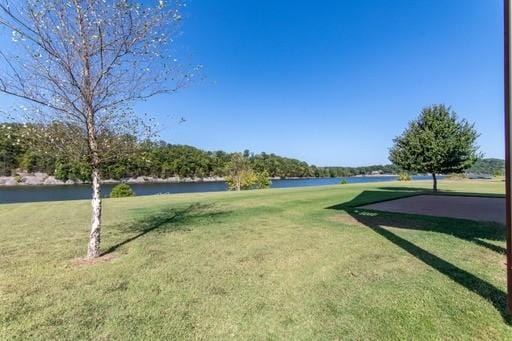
[71,252,119,266]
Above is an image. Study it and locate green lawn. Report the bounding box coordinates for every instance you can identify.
[1,179,510,339]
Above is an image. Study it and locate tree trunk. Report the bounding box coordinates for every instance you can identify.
[87,166,102,258]
[432,172,438,192]
[85,101,101,258]
[236,174,241,191]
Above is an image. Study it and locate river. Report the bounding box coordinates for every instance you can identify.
[0,175,437,204]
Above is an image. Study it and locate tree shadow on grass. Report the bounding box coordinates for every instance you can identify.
[377,186,505,198]
[326,190,510,323]
[102,203,229,256]
[327,190,505,254]
[376,186,437,193]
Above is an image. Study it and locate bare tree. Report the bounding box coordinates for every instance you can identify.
[0,0,192,258]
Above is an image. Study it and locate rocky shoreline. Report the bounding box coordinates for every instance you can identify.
[0,172,319,186]
[0,172,402,187]
[0,172,229,186]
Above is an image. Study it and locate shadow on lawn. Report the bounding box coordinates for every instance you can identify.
[102,203,228,256]
[377,186,505,198]
[326,189,510,323]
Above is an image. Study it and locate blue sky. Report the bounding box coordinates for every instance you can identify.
[1,0,505,166]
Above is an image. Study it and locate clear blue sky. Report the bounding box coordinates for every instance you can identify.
[2,0,505,166]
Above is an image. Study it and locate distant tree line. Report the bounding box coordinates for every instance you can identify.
[467,158,505,176]
[316,164,400,177]
[1,122,400,181]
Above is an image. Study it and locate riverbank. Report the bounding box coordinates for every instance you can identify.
[0,172,401,187]
[0,175,443,204]
[0,172,230,186]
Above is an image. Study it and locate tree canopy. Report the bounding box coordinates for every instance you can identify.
[1,122,404,181]
[389,104,479,191]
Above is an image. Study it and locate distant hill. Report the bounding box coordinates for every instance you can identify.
[467,158,504,176]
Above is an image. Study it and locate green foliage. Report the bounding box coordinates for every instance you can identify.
[110,183,135,198]
[225,169,253,191]
[398,172,411,181]
[0,123,56,175]
[390,104,479,176]
[19,151,55,174]
[1,122,405,181]
[467,158,504,176]
[339,178,348,184]
[255,170,271,189]
[54,161,91,182]
[225,154,271,191]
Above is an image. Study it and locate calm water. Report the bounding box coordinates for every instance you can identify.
[0,175,437,204]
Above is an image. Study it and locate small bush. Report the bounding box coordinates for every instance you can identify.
[110,183,135,198]
[255,171,271,189]
[398,172,411,181]
[339,179,348,185]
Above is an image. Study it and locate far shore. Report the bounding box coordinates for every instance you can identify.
[0,172,400,187]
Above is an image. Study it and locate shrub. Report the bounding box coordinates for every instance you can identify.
[110,183,135,198]
[398,172,411,181]
[339,178,348,184]
[55,161,91,182]
[255,171,271,189]
[54,162,70,181]
[226,170,271,191]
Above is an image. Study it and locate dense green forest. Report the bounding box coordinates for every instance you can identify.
[467,158,505,176]
[0,123,401,181]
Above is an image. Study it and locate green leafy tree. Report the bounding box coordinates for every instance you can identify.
[468,158,504,176]
[55,161,91,182]
[3,122,426,185]
[494,168,505,177]
[225,154,271,191]
[389,105,479,191]
[225,153,251,191]
[0,124,27,175]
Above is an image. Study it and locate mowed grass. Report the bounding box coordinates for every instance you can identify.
[1,179,510,339]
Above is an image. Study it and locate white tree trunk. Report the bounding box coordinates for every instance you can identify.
[87,167,102,258]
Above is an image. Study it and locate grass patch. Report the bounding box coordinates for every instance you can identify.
[1,179,511,339]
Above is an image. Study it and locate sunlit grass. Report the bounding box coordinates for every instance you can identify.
[1,180,510,339]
